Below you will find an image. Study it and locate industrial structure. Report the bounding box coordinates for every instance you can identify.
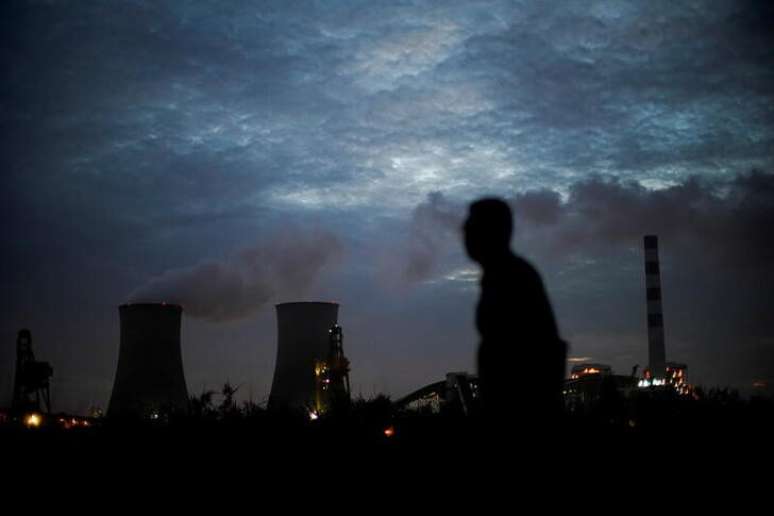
[644,235,667,380]
[562,235,693,411]
[640,235,693,394]
[268,302,349,414]
[108,303,189,418]
[639,361,690,394]
[563,363,638,413]
[394,372,479,416]
[11,329,53,416]
[313,324,351,416]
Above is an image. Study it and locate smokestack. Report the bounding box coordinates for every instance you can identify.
[269,302,339,412]
[108,303,189,418]
[644,235,667,379]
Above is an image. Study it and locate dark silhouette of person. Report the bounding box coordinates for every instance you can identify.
[463,198,567,437]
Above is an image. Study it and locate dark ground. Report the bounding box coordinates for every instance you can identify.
[3,393,773,474]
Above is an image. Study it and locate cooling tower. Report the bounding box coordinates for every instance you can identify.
[108,303,189,418]
[269,302,339,411]
[644,235,667,379]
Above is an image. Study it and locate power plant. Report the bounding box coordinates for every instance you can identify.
[108,303,189,418]
[2,235,699,429]
[562,235,692,412]
[269,302,350,414]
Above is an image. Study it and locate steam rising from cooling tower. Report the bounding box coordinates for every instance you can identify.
[269,302,339,411]
[108,303,189,418]
[128,229,341,321]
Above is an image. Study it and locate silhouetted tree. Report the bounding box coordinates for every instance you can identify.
[218,382,241,419]
[190,389,217,419]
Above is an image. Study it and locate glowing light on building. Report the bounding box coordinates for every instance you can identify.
[638,363,692,394]
[638,378,667,388]
[384,426,395,437]
[55,416,93,429]
[308,411,319,421]
[24,413,42,428]
[569,363,611,380]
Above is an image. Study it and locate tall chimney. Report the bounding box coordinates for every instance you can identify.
[644,235,666,379]
[108,303,189,418]
[269,302,338,412]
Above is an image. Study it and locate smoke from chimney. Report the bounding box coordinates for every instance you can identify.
[128,228,342,321]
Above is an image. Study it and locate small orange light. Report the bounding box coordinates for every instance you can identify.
[384,426,395,438]
[24,413,42,428]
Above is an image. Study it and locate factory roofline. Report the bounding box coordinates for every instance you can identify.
[275,301,339,307]
[119,302,182,310]
[570,363,612,371]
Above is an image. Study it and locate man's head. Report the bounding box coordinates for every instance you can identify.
[463,198,513,265]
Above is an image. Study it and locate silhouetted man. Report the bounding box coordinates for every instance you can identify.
[464,198,566,435]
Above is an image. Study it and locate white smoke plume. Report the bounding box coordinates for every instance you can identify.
[129,228,342,321]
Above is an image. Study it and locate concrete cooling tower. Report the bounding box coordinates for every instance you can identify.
[269,302,339,411]
[108,303,189,418]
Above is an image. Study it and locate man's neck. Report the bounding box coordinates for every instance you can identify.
[480,249,514,269]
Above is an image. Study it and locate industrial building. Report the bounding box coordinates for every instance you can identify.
[564,363,638,413]
[268,302,351,415]
[394,372,479,415]
[638,361,690,394]
[313,323,351,416]
[565,235,692,411]
[639,235,692,394]
[108,303,190,418]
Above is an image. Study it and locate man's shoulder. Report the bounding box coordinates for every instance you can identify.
[509,254,543,281]
[481,253,542,288]
[510,253,536,270]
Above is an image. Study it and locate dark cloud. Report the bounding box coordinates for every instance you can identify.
[405,170,774,277]
[514,170,774,270]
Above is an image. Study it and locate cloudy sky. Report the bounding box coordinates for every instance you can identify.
[2,0,773,414]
